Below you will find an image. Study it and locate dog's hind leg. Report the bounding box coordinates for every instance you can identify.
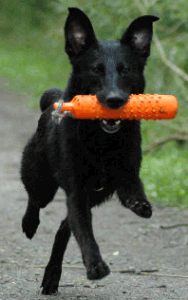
[22,182,58,239]
[22,197,41,240]
[117,177,152,218]
[41,216,71,295]
[21,136,58,239]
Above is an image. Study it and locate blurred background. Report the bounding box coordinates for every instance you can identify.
[0,0,188,207]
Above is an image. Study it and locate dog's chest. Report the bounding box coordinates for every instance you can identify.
[91,165,107,192]
[83,157,117,193]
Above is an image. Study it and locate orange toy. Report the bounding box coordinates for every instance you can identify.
[53,94,178,120]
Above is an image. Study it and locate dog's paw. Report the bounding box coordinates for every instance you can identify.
[87,260,110,280]
[41,264,61,295]
[22,212,40,239]
[131,199,152,218]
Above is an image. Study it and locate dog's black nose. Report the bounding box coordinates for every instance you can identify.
[106,96,125,109]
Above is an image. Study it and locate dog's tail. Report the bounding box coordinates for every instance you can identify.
[40,88,64,112]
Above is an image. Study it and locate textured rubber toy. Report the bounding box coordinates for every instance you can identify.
[53,94,178,120]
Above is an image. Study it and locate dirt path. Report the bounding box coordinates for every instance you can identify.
[0,87,188,300]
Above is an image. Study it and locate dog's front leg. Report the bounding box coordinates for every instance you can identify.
[117,177,152,218]
[67,190,110,280]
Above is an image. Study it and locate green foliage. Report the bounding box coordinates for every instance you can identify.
[0,44,70,108]
[0,0,188,206]
[141,144,188,207]
[0,0,60,36]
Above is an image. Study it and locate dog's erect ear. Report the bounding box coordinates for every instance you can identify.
[120,15,159,58]
[65,8,97,57]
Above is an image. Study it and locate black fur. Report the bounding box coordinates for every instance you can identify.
[21,8,159,295]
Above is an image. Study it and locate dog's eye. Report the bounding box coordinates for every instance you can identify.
[92,63,105,74]
[117,63,130,75]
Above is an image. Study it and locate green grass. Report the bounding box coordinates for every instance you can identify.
[141,143,188,207]
[0,40,70,108]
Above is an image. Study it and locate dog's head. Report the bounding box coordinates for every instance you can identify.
[64,8,159,133]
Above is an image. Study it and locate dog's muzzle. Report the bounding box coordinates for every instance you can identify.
[100,119,122,134]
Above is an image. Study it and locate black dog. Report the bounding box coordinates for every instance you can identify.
[21,8,158,295]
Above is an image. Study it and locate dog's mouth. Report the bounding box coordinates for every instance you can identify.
[100,119,122,134]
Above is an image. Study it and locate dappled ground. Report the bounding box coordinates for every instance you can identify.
[0,87,188,300]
